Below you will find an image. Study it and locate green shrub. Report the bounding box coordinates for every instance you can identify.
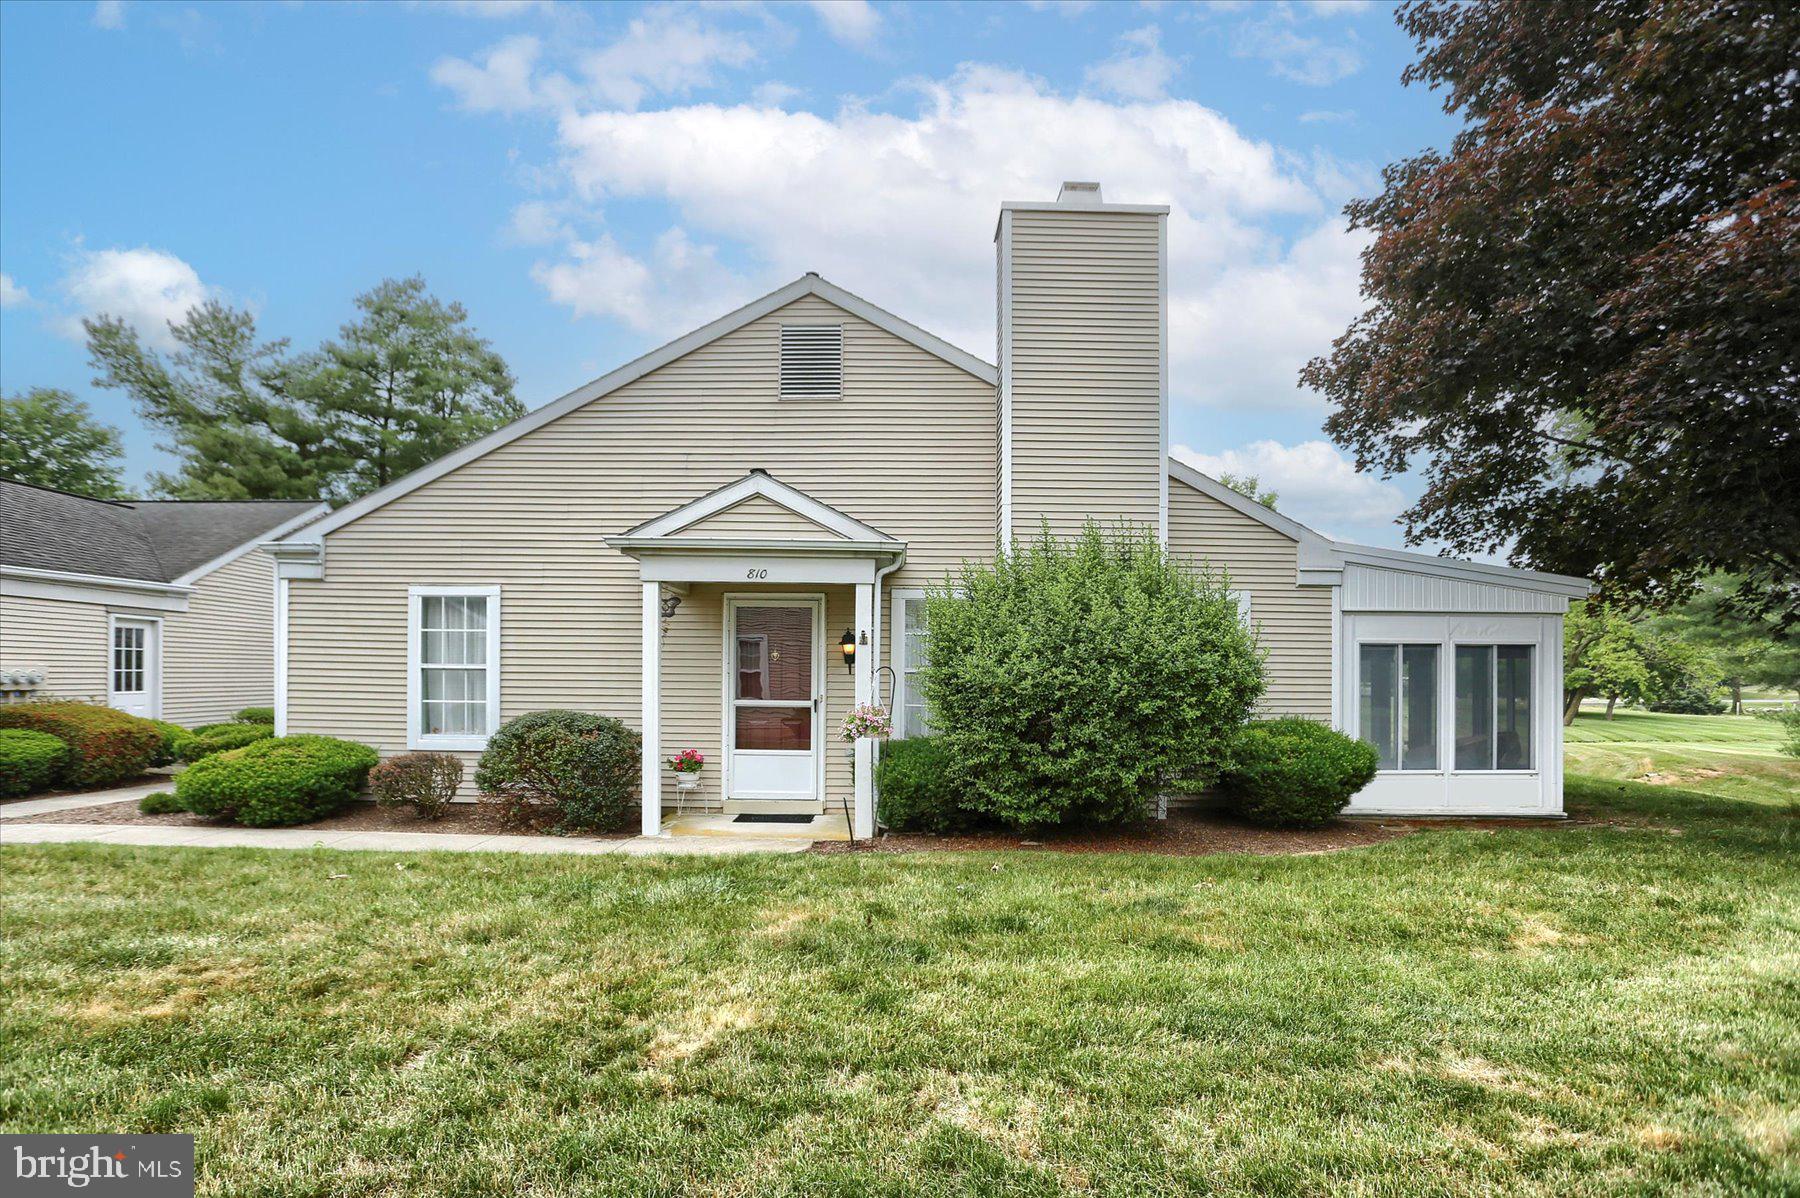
[875,737,976,833]
[145,720,186,767]
[138,790,185,815]
[921,522,1265,831]
[176,735,378,827]
[174,722,274,763]
[1219,718,1378,828]
[474,710,640,833]
[1760,707,1800,760]
[0,729,70,798]
[1647,687,1729,715]
[369,751,463,820]
[234,706,275,725]
[0,701,161,788]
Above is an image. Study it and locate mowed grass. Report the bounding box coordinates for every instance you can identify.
[1566,710,1800,808]
[4,779,1798,1196]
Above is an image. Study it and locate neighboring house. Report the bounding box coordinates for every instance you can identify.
[270,181,1590,833]
[0,479,326,726]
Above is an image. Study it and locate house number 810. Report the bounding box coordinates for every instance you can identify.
[746,568,768,579]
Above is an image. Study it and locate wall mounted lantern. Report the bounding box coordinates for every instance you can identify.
[840,628,857,674]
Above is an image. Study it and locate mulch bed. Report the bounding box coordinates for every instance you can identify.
[812,807,1418,857]
[9,798,624,839]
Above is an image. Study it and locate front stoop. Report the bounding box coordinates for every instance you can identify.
[665,812,851,842]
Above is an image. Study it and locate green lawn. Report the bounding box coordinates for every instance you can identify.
[4,773,1797,1195]
[1565,709,1800,808]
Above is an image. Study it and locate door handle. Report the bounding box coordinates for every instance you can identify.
[813,698,820,712]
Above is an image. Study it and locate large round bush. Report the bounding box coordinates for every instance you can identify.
[1219,718,1378,828]
[0,701,161,787]
[174,722,274,763]
[0,729,70,798]
[234,706,276,726]
[177,735,378,827]
[474,710,640,833]
[875,737,975,833]
[922,522,1265,831]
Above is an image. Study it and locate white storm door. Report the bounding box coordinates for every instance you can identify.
[726,597,823,802]
[108,617,160,719]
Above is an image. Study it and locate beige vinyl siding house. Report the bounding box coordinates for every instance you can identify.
[0,480,325,725]
[271,181,1590,829]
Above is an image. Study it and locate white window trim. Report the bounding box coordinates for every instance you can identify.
[1354,640,1443,775]
[407,585,501,752]
[890,587,931,739]
[106,613,163,720]
[1228,588,1253,633]
[1451,643,1538,774]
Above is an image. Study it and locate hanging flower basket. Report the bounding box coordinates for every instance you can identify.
[839,704,892,742]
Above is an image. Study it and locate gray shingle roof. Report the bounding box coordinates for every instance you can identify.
[0,479,322,583]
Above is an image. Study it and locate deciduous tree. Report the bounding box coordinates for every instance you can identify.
[1304,0,1799,626]
[0,388,127,498]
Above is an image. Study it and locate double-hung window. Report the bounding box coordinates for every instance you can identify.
[891,590,933,738]
[408,586,501,750]
[1455,645,1534,770]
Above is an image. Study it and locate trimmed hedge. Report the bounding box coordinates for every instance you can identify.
[174,722,275,763]
[177,735,378,827]
[0,702,162,788]
[369,751,463,820]
[474,710,640,833]
[1219,717,1378,828]
[234,706,276,726]
[0,729,71,798]
[138,790,184,815]
[875,737,974,833]
[145,720,187,768]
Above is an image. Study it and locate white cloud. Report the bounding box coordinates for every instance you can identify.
[92,1,125,30]
[530,227,750,335]
[1083,25,1180,101]
[57,246,214,351]
[504,199,571,246]
[0,273,30,309]
[412,0,555,17]
[516,64,1357,414]
[807,1,880,48]
[1298,108,1354,124]
[1023,1,1096,14]
[433,10,757,113]
[1232,8,1364,86]
[751,81,803,108]
[1302,0,1374,15]
[1173,440,1407,535]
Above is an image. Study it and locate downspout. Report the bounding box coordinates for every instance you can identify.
[869,548,907,834]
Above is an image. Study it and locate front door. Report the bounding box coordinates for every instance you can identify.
[726,596,823,805]
[108,617,159,719]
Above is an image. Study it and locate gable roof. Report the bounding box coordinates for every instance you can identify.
[618,470,898,544]
[291,274,997,544]
[0,478,325,584]
[1166,456,1592,598]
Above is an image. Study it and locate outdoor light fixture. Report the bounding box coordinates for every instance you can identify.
[840,628,857,674]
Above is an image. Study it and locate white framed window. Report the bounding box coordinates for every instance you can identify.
[407,585,501,751]
[1357,642,1441,772]
[890,588,933,738]
[1455,644,1534,771]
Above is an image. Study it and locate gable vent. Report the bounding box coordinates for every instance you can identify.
[779,325,843,399]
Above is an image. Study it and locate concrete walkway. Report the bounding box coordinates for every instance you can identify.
[0,822,809,856]
[0,776,175,821]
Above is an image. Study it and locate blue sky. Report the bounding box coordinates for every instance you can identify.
[0,0,1457,546]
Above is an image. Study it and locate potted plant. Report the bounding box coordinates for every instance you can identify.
[667,748,705,792]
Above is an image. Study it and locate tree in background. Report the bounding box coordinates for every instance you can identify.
[1645,575,1796,714]
[1218,472,1278,510]
[1638,633,1725,716]
[84,278,520,503]
[291,277,522,502]
[0,388,128,499]
[1562,601,1653,723]
[1304,1,1799,627]
[86,302,334,501]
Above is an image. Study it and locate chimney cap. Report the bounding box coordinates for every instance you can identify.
[1057,181,1104,206]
